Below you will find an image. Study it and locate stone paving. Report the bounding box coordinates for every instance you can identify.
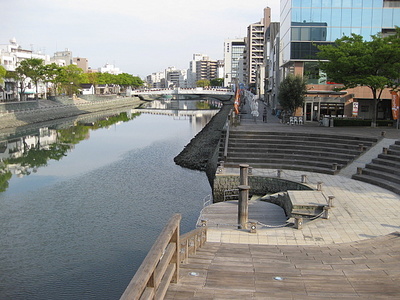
[205,101,400,246]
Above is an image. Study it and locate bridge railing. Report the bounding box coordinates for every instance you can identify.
[120,214,208,300]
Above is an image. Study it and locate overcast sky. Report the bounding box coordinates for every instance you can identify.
[1,0,280,78]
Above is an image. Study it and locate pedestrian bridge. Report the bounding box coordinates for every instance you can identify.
[132,87,234,101]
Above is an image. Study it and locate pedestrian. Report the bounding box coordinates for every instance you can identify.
[262,107,267,123]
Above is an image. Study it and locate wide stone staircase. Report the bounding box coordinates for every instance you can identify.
[220,130,379,175]
[352,140,400,194]
[165,232,400,298]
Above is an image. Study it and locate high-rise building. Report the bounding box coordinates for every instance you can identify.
[223,39,245,87]
[279,0,400,121]
[245,18,264,89]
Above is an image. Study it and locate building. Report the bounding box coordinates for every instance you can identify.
[245,13,265,92]
[188,54,209,87]
[73,57,89,72]
[264,19,280,110]
[223,38,246,88]
[165,67,187,88]
[53,49,73,66]
[0,38,50,100]
[98,63,121,75]
[279,0,400,122]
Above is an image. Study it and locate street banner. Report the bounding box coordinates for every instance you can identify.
[352,101,359,117]
[391,91,399,120]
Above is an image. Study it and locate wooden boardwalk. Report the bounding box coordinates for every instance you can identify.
[165,232,400,299]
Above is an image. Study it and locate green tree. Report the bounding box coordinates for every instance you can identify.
[42,63,62,97]
[210,78,224,87]
[0,65,6,85]
[278,74,307,114]
[15,58,45,100]
[318,28,400,127]
[58,65,83,96]
[196,79,210,88]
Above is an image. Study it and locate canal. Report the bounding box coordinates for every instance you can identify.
[0,99,219,299]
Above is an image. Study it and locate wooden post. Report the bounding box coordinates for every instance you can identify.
[250,222,257,233]
[294,217,303,230]
[317,182,323,191]
[171,221,180,283]
[383,147,388,154]
[239,164,249,185]
[277,169,282,178]
[238,185,250,229]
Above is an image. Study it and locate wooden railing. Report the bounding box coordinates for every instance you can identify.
[180,224,207,264]
[120,214,208,300]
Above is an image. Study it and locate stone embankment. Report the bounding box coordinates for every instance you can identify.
[174,102,233,181]
[0,97,145,131]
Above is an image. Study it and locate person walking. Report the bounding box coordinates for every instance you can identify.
[262,107,267,123]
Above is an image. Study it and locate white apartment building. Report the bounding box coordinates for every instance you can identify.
[98,63,121,75]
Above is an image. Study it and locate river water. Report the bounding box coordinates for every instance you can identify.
[0,99,218,299]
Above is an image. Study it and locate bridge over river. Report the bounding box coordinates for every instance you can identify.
[132,87,234,101]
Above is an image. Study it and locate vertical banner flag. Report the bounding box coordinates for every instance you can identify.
[352,101,359,117]
[391,91,399,120]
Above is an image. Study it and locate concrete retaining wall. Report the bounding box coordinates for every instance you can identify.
[213,174,312,202]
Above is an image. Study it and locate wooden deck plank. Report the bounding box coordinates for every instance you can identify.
[165,233,400,299]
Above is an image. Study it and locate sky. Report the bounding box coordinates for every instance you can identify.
[1,0,280,78]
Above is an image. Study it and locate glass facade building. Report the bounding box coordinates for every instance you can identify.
[280,0,400,65]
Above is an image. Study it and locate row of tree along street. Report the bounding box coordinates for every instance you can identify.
[0,58,144,101]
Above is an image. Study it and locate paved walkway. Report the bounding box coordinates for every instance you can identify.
[204,99,400,246]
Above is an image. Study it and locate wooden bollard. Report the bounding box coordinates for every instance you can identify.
[238,185,250,230]
[277,169,282,178]
[239,164,249,185]
[357,167,363,175]
[294,217,303,230]
[383,147,388,154]
[332,163,338,171]
[381,131,386,137]
[359,144,364,151]
[317,182,323,191]
[250,222,257,233]
[200,220,207,227]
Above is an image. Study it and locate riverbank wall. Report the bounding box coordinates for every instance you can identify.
[0,97,145,131]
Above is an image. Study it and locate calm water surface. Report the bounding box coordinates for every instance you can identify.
[0,101,216,299]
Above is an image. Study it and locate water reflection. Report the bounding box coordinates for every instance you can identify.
[0,100,217,299]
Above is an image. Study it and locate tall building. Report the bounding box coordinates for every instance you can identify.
[188,54,208,87]
[279,0,400,121]
[223,38,245,87]
[245,16,265,90]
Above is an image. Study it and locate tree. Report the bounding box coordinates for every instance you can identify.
[15,58,45,100]
[318,28,400,127]
[278,74,307,114]
[210,78,224,87]
[42,63,62,97]
[196,79,210,88]
[0,65,6,85]
[58,65,83,96]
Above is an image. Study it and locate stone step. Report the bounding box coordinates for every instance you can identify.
[378,153,400,162]
[372,157,400,168]
[352,173,400,195]
[365,163,400,175]
[225,148,357,161]
[225,156,342,169]
[228,131,379,144]
[227,138,367,151]
[223,162,337,175]
[358,168,400,185]
[225,142,362,156]
[225,152,349,165]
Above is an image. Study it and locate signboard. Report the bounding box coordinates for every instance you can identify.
[352,102,359,117]
[391,91,399,120]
